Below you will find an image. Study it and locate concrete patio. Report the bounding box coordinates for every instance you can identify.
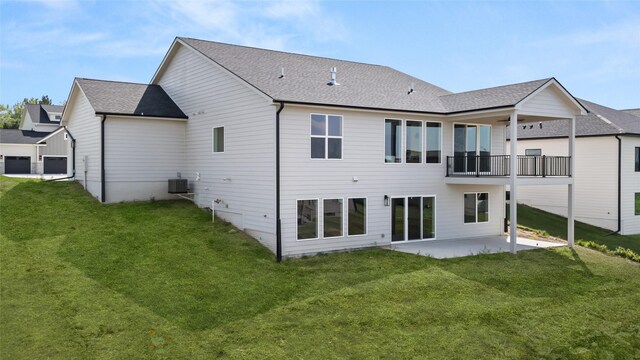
[388,236,565,259]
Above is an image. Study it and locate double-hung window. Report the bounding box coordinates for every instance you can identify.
[464,192,489,223]
[311,114,342,159]
[635,147,639,172]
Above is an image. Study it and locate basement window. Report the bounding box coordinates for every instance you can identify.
[297,199,318,240]
[526,149,542,156]
[212,126,224,153]
[323,198,343,238]
[464,192,489,224]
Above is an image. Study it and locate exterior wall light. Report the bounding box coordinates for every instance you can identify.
[384,195,390,206]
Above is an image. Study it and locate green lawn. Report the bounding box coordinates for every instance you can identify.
[517,204,640,253]
[1,177,639,359]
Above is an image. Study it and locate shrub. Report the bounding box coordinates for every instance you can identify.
[577,240,640,263]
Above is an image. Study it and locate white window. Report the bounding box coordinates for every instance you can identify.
[347,198,367,236]
[311,114,342,159]
[425,122,441,163]
[212,126,224,153]
[525,149,542,156]
[297,199,318,240]
[323,198,343,238]
[385,119,403,163]
[405,121,422,163]
[464,192,489,224]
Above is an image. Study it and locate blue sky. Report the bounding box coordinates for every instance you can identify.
[1,0,639,109]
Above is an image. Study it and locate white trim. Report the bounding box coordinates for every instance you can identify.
[0,143,40,147]
[515,79,588,115]
[322,198,344,239]
[101,114,188,122]
[384,118,404,164]
[463,192,490,224]
[212,126,225,154]
[346,197,368,237]
[296,198,320,241]
[405,119,423,164]
[309,113,343,160]
[36,126,67,144]
[425,120,443,164]
[273,100,517,119]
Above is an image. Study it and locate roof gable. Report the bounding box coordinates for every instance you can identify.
[75,78,187,119]
[513,98,640,139]
[156,37,452,113]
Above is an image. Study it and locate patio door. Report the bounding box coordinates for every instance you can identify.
[391,196,436,242]
[453,124,491,173]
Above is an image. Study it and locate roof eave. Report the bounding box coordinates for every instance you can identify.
[95,111,188,120]
[273,99,516,116]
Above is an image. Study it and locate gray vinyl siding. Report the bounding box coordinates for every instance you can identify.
[65,88,102,200]
[519,86,577,118]
[39,130,68,156]
[621,136,640,235]
[156,43,277,251]
[514,137,619,232]
[279,105,505,257]
[104,117,186,203]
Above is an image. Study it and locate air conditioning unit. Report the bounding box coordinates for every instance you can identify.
[168,179,188,194]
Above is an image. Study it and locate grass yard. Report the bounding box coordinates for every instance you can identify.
[517,203,640,253]
[1,177,639,359]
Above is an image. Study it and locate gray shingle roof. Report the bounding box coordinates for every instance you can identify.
[439,79,552,113]
[511,98,640,140]
[0,129,49,144]
[177,37,568,115]
[24,104,64,124]
[179,37,452,113]
[76,78,187,118]
[622,108,640,118]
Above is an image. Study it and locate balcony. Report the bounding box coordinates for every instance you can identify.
[445,155,572,185]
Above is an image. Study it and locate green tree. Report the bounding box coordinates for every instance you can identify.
[0,95,54,129]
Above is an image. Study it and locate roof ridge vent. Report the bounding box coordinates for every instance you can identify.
[328,67,339,86]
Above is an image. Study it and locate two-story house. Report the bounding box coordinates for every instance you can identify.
[0,104,69,174]
[60,37,586,259]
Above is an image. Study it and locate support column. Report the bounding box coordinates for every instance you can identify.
[509,111,518,254]
[568,116,576,248]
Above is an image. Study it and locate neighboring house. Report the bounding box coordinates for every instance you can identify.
[21,104,64,132]
[60,37,587,259]
[508,100,640,235]
[0,104,69,174]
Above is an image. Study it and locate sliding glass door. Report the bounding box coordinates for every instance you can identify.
[453,124,491,173]
[391,196,436,242]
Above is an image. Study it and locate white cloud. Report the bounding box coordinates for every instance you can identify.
[148,0,349,50]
